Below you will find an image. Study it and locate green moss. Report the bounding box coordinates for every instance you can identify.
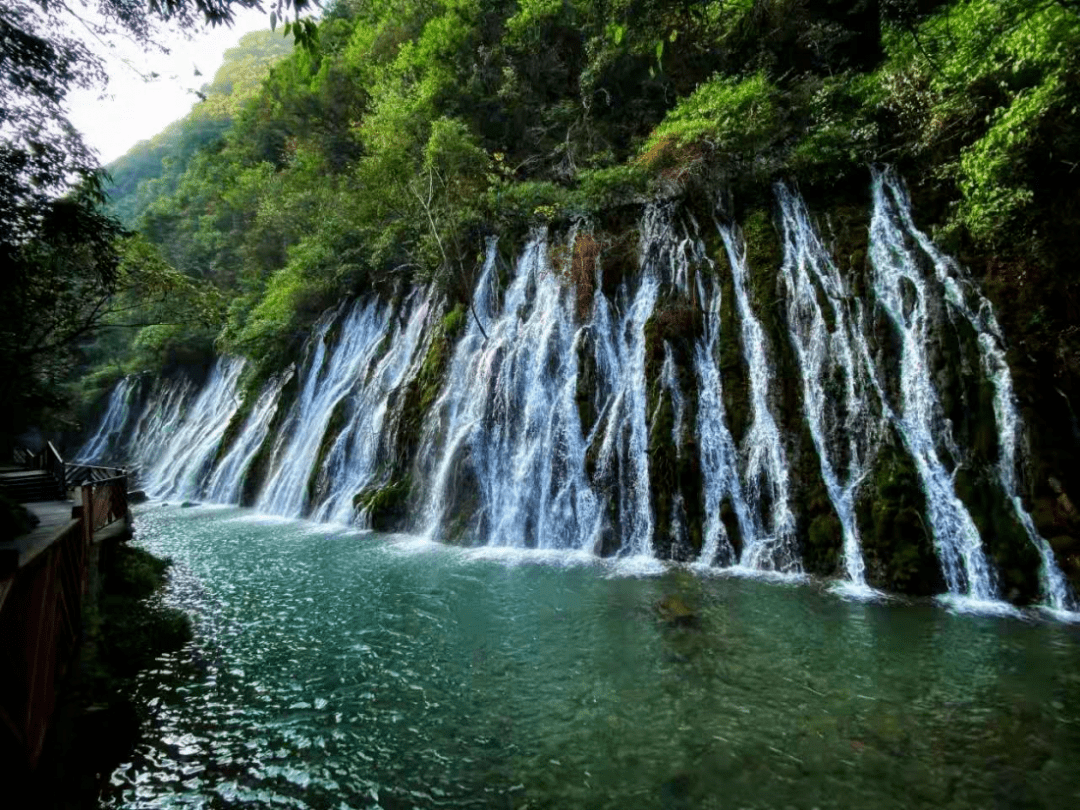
[742,209,783,277]
[354,476,412,531]
[213,391,253,468]
[442,303,467,338]
[795,416,844,578]
[643,299,705,562]
[96,546,192,679]
[576,333,598,438]
[391,301,469,487]
[856,434,945,596]
[807,513,842,574]
[954,467,1041,604]
[716,250,749,447]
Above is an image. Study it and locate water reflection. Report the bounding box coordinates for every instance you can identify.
[105,504,1080,810]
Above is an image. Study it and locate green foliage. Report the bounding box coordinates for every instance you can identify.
[873,0,1080,245]
[641,73,780,159]
[105,30,294,227]
[75,0,1075,433]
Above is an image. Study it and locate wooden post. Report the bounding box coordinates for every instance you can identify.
[80,484,93,549]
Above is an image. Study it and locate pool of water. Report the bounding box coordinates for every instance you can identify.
[104,504,1080,809]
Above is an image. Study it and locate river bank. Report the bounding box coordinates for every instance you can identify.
[31,542,191,809]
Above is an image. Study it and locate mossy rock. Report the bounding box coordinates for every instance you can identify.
[306,395,352,506]
[642,303,705,562]
[655,594,700,629]
[954,467,1041,604]
[599,228,639,298]
[354,477,412,532]
[575,327,599,438]
[212,390,253,469]
[856,435,944,596]
[715,253,750,447]
[98,546,192,678]
[806,512,843,575]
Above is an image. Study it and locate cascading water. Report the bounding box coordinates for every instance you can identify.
[203,372,291,505]
[256,299,391,518]
[419,237,606,551]
[311,291,433,524]
[126,376,196,480]
[142,358,245,499]
[777,186,879,593]
[658,341,689,553]
[869,172,999,603]
[873,168,1074,613]
[659,342,684,448]
[715,221,799,572]
[588,216,662,557]
[74,169,1074,613]
[77,375,140,462]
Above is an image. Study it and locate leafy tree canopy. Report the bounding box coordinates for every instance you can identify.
[0,0,314,450]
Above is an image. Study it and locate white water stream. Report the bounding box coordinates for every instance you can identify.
[75,172,1073,612]
[777,185,878,593]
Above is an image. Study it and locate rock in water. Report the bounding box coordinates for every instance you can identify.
[655,594,700,628]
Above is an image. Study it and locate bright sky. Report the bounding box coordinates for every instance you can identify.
[65,8,273,165]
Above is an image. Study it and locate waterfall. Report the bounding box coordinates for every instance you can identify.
[869,172,999,603]
[693,270,753,567]
[873,168,1074,612]
[419,236,606,551]
[658,341,689,552]
[256,299,392,518]
[715,222,799,572]
[77,375,140,462]
[203,372,291,505]
[590,216,661,557]
[142,358,245,499]
[72,168,1072,613]
[659,343,685,447]
[126,375,196,482]
[310,291,433,524]
[777,186,879,593]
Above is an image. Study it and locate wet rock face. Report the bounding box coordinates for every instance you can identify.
[856,433,944,596]
[1033,478,1080,590]
[643,296,706,562]
[83,178,1073,607]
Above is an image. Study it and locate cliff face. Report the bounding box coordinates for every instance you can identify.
[76,169,1079,610]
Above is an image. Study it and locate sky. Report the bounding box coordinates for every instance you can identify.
[65,8,273,165]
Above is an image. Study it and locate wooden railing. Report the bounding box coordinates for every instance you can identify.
[81,476,128,535]
[0,449,131,774]
[67,463,127,487]
[0,516,91,771]
[42,441,66,496]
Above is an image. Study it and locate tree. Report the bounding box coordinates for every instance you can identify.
[0,0,311,452]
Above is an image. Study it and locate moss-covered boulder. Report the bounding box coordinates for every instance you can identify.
[354,477,412,532]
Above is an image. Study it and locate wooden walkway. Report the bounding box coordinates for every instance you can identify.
[0,449,132,776]
[0,501,79,581]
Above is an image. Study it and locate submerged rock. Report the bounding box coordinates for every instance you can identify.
[655,594,700,629]
[180,501,198,508]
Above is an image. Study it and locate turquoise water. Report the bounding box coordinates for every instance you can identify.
[105,504,1080,809]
